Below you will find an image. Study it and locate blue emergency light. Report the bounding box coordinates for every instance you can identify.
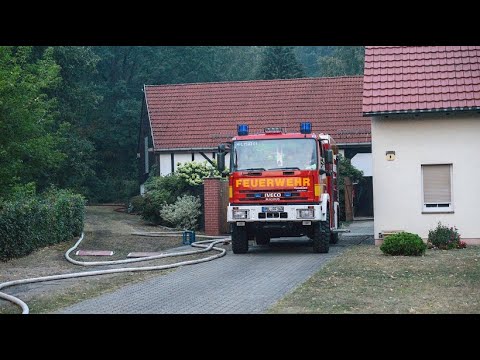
[300,122,312,134]
[237,124,249,136]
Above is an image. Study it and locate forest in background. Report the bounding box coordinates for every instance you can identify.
[0,46,364,203]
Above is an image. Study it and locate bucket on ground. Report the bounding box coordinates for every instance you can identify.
[182,230,196,245]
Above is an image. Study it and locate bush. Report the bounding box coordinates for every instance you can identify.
[428,222,464,250]
[176,161,221,186]
[142,174,188,224]
[0,189,85,261]
[159,194,202,230]
[380,232,427,256]
[337,154,363,221]
[128,195,145,214]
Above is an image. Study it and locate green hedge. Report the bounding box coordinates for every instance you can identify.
[0,189,86,261]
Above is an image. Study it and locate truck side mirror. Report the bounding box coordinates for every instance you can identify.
[217,152,225,173]
[325,149,333,164]
[217,144,226,173]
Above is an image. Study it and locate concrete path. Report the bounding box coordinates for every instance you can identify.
[57,221,374,314]
[340,220,374,245]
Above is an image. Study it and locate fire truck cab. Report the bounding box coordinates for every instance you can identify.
[217,122,339,254]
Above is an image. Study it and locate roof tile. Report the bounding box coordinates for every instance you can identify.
[363,46,480,113]
[146,77,370,149]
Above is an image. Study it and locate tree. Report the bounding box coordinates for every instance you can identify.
[337,154,364,221]
[318,46,365,77]
[256,46,305,80]
[294,46,334,77]
[0,46,63,198]
[212,46,265,81]
[53,122,97,197]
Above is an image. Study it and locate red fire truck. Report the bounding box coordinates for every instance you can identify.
[217,122,340,254]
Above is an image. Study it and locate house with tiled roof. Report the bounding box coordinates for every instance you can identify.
[138,77,372,209]
[363,46,480,245]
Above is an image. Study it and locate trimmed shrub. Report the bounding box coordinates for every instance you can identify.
[159,194,202,230]
[0,189,85,261]
[428,222,464,250]
[380,232,427,256]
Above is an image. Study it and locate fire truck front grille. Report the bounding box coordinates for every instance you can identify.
[258,212,288,219]
[240,189,308,201]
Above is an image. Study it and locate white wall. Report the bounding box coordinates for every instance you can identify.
[372,113,480,240]
[158,152,231,176]
[174,154,191,172]
[193,152,213,164]
[159,153,171,176]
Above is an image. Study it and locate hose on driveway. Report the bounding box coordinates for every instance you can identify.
[0,231,230,314]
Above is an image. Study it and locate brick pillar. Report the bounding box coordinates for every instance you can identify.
[204,178,228,236]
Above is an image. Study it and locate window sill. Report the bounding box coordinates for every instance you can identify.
[422,211,454,214]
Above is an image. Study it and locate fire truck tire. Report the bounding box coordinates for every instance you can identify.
[313,210,330,253]
[232,224,249,254]
[255,233,271,246]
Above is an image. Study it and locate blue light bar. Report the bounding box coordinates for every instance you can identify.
[237,124,249,136]
[254,193,262,198]
[284,192,292,197]
[300,122,312,134]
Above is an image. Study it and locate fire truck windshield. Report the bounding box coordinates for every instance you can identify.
[232,138,317,171]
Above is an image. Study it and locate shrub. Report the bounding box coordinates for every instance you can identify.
[159,194,202,230]
[428,222,464,250]
[142,174,188,224]
[176,161,221,186]
[0,189,85,261]
[128,195,145,214]
[337,154,363,221]
[380,232,427,256]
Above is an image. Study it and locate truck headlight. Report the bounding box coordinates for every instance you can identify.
[296,209,314,219]
[233,209,249,219]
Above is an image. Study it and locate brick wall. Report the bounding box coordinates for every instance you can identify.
[204,178,229,236]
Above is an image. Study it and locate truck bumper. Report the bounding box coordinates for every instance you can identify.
[227,204,325,223]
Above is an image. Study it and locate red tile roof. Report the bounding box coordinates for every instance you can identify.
[145,77,369,151]
[363,46,480,114]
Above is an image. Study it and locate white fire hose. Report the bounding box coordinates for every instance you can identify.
[0,231,230,314]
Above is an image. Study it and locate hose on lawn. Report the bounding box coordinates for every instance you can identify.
[0,231,230,314]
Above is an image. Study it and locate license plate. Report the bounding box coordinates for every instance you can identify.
[262,206,284,212]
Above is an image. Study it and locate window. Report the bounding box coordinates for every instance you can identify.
[422,164,453,212]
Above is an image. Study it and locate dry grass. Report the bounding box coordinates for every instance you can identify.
[269,245,480,314]
[0,206,222,314]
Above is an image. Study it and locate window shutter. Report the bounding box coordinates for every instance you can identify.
[422,165,451,204]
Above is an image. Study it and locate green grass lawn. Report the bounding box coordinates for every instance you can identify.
[269,245,480,314]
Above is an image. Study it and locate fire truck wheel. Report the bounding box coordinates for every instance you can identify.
[255,233,271,246]
[232,224,249,254]
[313,210,330,253]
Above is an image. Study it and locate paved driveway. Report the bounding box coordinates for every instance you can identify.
[57,239,345,314]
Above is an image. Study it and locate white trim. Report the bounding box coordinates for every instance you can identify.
[421,163,454,213]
